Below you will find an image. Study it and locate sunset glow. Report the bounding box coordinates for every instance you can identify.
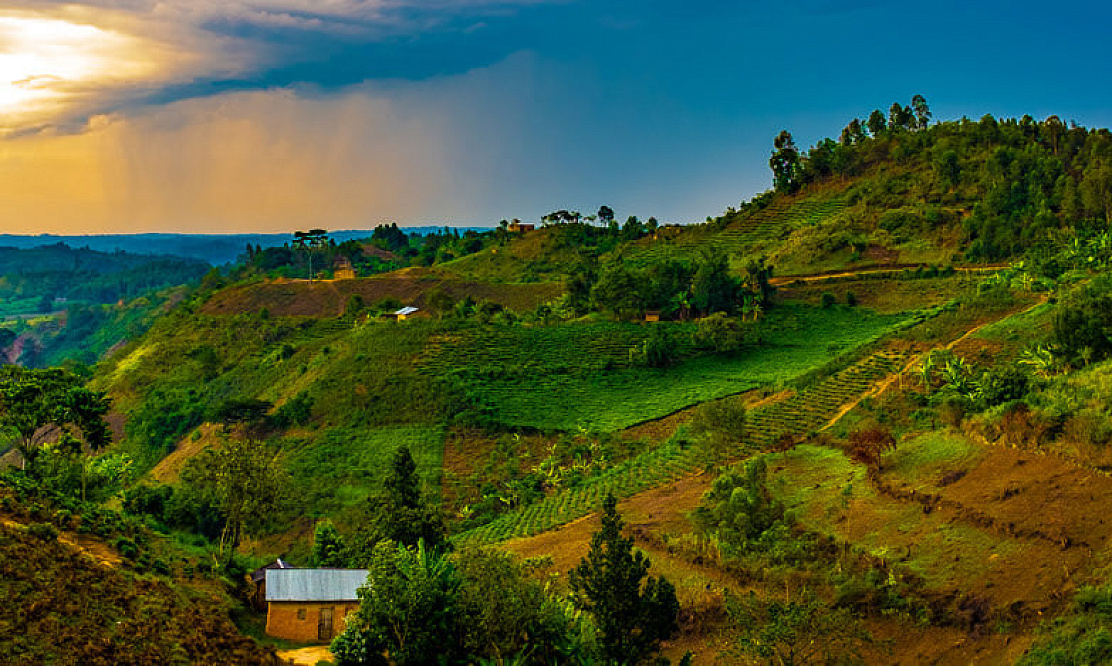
[0,15,171,134]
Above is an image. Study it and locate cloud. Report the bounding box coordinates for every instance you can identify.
[0,51,544,234]
[0,0,559,134]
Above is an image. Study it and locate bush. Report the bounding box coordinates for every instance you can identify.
[1054,279,1112,366]
[28,522,59,541]
[846,427,897,470]
[845,291,858,307]
[821,292,837,308]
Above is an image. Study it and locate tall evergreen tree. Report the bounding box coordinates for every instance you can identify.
[569,493,679,664]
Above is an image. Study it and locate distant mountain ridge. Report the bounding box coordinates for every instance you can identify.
[0,227,493,265]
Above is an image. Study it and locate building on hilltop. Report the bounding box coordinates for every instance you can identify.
[386,306,420,321]
[333,256,357,280]
[265,568,368,641]
[508,221,535,232]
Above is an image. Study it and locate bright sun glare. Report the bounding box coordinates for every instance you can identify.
[0,15,160,132]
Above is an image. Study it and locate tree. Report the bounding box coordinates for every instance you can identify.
[866,109,887,137]
[332,540,463,666]
[0,366,110,471]
[889,102,912,131]
[293,228,329,282]
[911,94,932,130]
[770,130,802,193]
[597,205,615,225]
[691,250,739,316]
[312,519,348,567]
[727,589,867,665]
[351,446,446,562]
[569,493,679,664]
[180,437,289,565]
[1081,160,1112,222]
[591,264,644,318]
[455,547,580,662]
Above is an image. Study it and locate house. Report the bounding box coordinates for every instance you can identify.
[644,310,662,322]
[387,306,420,321]
[508,221,535,233]
[249,558,294,610]
[265,568,369,642]
[333,256,356,280]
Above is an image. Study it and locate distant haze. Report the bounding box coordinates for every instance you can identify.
[0,228,490,265]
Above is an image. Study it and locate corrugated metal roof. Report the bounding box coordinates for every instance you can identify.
[265,568,369,602]
[394,306,419,315]
[251,558,293,584]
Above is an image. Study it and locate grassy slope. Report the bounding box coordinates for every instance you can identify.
[0,485,278,665]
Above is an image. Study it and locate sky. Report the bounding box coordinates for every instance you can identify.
[1,0,1111,234]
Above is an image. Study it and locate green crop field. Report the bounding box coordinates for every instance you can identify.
[457,347,913,545]
[622,198,847,269]
[282,424,447,516]
[422,304,919,432]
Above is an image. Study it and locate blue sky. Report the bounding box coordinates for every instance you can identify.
[1,0,1110,233]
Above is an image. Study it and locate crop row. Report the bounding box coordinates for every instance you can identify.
[628,199,847,267]
[454,347,910,545]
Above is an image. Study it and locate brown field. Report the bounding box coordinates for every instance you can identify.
[201,267,563,317]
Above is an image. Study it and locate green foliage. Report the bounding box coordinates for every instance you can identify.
[456,547,588,663]
[1054,277,1112,366]
[334,540,463,666]
[180,437,290,564]
[692,458,792,560]
[311,519,347,567]
[630,324,678,368]
[726,590,867,665]
[0,365,111,470]
[1022,586,1112,666]
[689,396,747,456]
[569,494,678,664]
[348,446,446,564]
[692,312,749,353]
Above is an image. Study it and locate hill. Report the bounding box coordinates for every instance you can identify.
[11,101,1112,663]
[0,475,281,665]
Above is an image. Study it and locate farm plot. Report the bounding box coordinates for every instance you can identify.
[282,424,447,516]
[456,348,911,545]
[421,306,918,432]
[625,198,847,268]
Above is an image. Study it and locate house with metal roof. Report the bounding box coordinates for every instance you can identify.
[264,568,369,642]
[248,558,293,610]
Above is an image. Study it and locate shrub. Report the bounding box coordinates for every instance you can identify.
[846,427,897,470]
[845,291,858,306]
[28,522,59,541]
[821,292,837,308]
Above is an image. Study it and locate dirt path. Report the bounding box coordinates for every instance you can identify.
[770,265,1009,286]
[277,646,333,665]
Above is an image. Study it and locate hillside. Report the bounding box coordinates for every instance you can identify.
[8,105,1112,663]
[0,476,282,665]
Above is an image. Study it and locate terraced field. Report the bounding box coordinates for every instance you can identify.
[455,347,911,545]
[418,307,920,431]
[626,198,847,267]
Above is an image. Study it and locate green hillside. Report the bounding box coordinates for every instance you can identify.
[7,103,1112,664]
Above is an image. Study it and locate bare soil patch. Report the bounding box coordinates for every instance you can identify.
[202,268,561,317]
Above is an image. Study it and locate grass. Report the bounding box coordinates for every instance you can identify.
[424,305,918,432]
[623,198,849,270]
[882,432,983,487]
[282,424,447,518]
[458,348,913,545]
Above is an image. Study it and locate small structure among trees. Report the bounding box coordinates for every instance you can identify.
[264,568,369,642]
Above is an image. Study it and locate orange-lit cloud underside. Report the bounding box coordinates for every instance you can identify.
[0,88,461,233]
